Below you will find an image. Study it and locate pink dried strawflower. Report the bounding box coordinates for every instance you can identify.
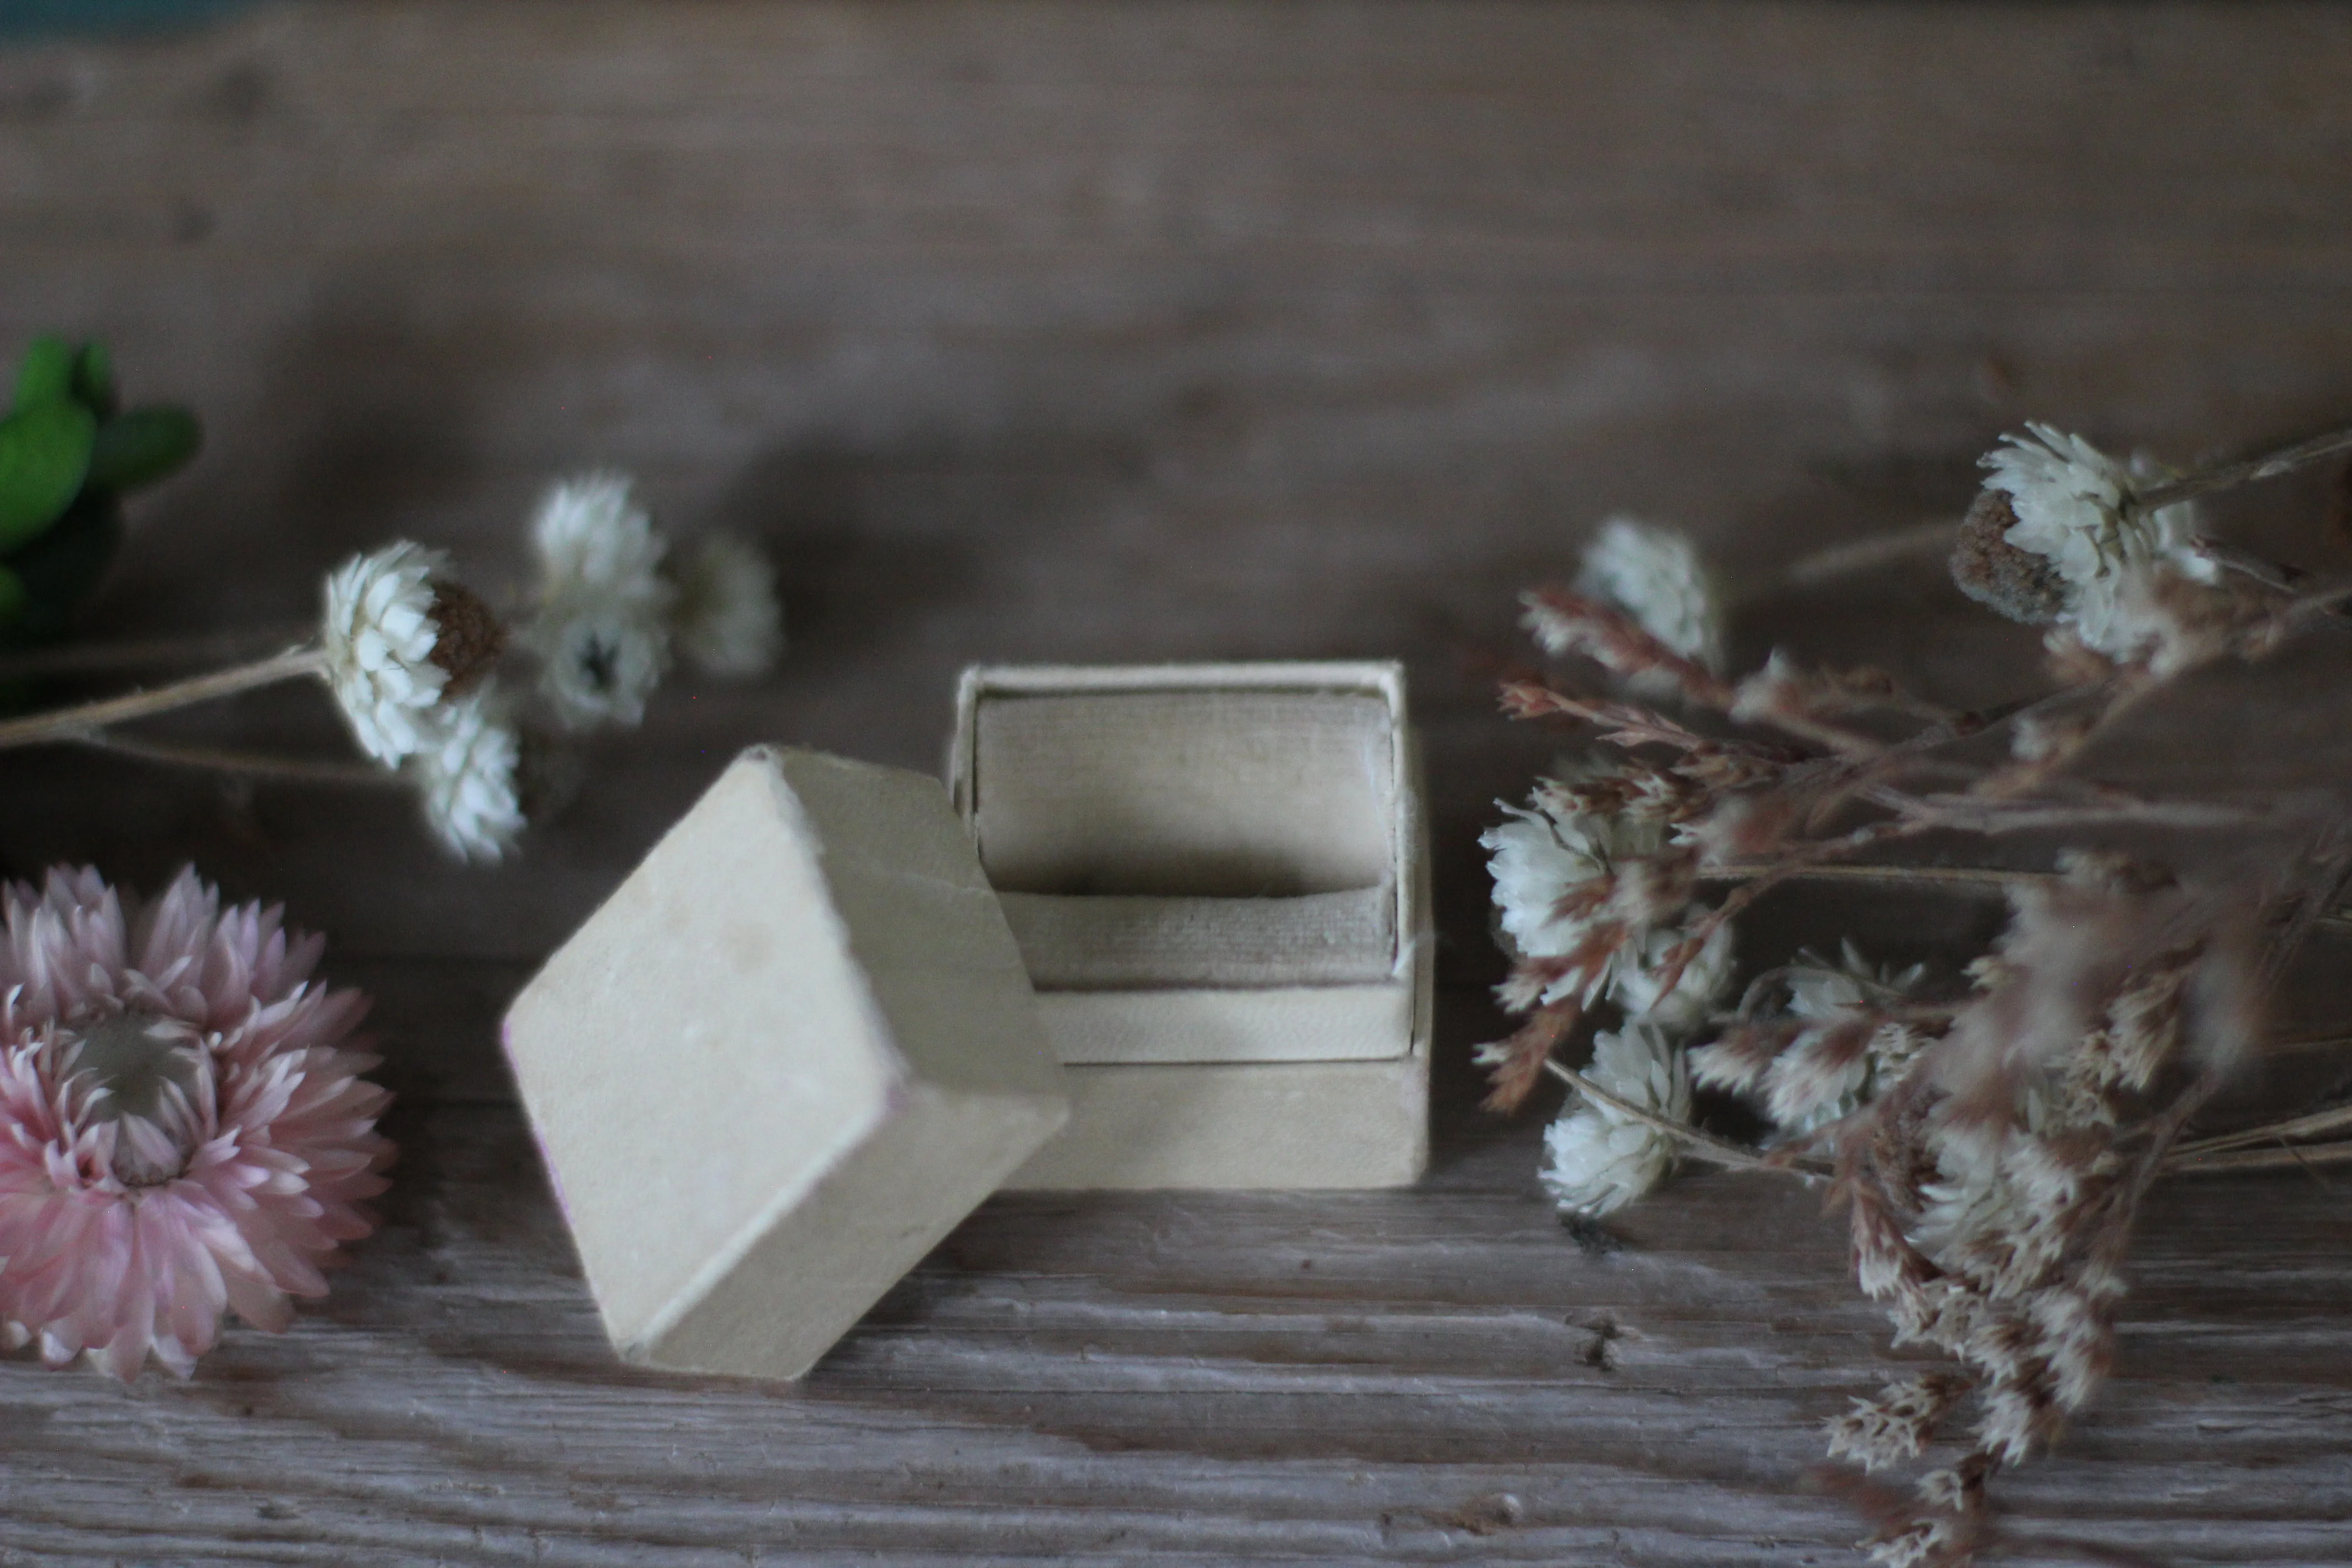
[0,867,392,1378]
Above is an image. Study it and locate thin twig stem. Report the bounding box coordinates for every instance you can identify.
[1864,785,2269,836]
[1698,862,2044,894]
[2127,420,2352,516]
[2262,1030,2352,1054]
[0,626,312,680]
[1765,519,1962,592]
[2173,1102,2352,1158]
[1697,858,2352,933]
[2163,1139,2352,1175]
[0,646,325,750]
[1543,1059,1827,1180]
[64,729,393,787]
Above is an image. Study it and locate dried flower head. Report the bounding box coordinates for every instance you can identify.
[0,867,392,1378]
[522,473,676,730]
[670,533,784,678]
[1972,425,2215,658]
[1484,764,1702,1013]
[2100,559,2282,677]
[1608,918,1736,1032]
[1538,1023,1690,1217]
[321,541,503,764]
[1827,1374,1973,1473]
[1573,516,1728,681]
[406,685,526,863]
[1691,942,1930,1140]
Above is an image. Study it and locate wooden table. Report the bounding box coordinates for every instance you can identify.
[2,4,2348,1561]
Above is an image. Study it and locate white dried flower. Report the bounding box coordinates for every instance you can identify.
[320,541,451,764]
[523,473,676,730]
[1912,1122,2075,1303]
[1867,1517,1958,1568]
[1539,1023,1690,1218]
[406,685,525,863]
[671,533,784,677]
[1825,1374,1970,1473]
[1574,515,1728,678]
[1689,941,1926,1138]
[1980,426,2215,658]
[1484,786,1662,1007]
[1770,944,1929,1134]
[1609,919,1735,1032]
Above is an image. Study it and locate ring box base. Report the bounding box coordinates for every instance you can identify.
[952,662,1433,1190]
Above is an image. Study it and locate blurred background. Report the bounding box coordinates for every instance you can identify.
[4,0,2351,1003]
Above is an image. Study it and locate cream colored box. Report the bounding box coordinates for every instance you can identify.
[503,746,1068,1380]
[949,662,1432,1189]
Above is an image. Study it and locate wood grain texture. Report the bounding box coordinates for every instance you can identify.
[2,2,2352,1562]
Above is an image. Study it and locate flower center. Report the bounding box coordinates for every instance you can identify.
[64,1012,206,1187]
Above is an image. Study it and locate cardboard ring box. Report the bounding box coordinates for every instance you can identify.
[951,662,1432,1191]
[502,663,1430,1380]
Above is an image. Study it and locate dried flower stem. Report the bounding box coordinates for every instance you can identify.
[2261,1029,2352,1054]
[1701,861,2352,940]
[1544,1058,1827,1179]
[64,730,394,786]
[1863,785,2269,837]
[2173,1102,2352,1158]
[1769,520,1962,592]
[0,626,312,680]
[2165,1140,2352,1174]
[1699,862,2043,894]
[0,646,326,750]
[2127,419,2352,516]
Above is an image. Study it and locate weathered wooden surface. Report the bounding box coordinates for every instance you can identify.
[3,2,2352,1562]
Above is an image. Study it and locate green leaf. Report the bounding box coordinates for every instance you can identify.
[86,405,199,494]
[0,400,97,551]
[70,341,115,418]
[12,336,76,411]
[2,493,121,645]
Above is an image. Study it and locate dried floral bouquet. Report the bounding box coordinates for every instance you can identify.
[1481,420,2352,1565]
[0,336,789,1383]
[0,338,783,864]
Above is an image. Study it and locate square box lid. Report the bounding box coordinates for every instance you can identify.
[502,746,1068,1380]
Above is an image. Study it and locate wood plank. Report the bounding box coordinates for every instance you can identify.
[0,1090,2347,1564]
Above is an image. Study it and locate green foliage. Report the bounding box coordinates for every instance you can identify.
[2,496,123,647]
[12,336,78,412]
[0,399,97,552]
[71,341,117,419]
[0,334,202,644]
[87,407,201,495]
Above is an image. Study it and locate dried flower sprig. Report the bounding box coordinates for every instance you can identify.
[0,461,785,863]
[1486,420,2352,1564]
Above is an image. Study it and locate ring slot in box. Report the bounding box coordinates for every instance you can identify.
[951,662,1432,1189]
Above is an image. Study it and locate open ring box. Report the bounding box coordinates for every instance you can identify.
[952,662,1431,1190]
[502,663,1429,1381]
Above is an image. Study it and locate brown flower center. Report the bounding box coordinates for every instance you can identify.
[1951,489,2069,626]
[426,579,508,696]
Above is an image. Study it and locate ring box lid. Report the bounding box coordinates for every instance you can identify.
[502,745,1067,1380]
